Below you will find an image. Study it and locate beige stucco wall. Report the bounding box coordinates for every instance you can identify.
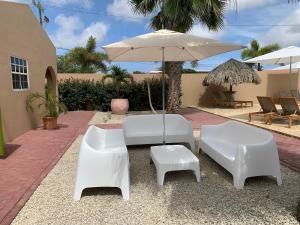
[0,1,57,142]
[58,70,300,108]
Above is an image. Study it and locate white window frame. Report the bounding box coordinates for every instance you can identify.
[10,56,30,91]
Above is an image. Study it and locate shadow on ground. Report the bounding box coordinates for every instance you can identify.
[0,144,21,159]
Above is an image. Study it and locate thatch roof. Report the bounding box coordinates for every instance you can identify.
[203,58,261,86]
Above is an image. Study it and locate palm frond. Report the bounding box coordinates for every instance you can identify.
[26,88,67,118]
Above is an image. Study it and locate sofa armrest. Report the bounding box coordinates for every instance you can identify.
[235,139,280,178]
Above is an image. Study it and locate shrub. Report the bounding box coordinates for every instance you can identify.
[58,78,168,111]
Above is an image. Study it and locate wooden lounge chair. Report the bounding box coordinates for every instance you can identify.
[212,91,243,108]
[279,90,291,98]
[290,89,300,101]
[248,96,279,123]
[269,97,300,128]
[220,91,253,107]
[232,95,253,107]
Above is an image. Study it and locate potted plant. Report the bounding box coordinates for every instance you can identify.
[26,88,67,129]
[102,65,133,115]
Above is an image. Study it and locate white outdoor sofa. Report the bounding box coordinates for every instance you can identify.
[199,121,282,189]
[74,125,130,200]
[123,114,195,150]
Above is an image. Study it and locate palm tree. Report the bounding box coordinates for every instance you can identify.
[130,0,226,112]
[102,65,134,96]
[241,39,280,71]
[57,36,108,73]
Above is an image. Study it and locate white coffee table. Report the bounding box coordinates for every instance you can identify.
[150,145,200,185]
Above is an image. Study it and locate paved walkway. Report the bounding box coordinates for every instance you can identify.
[0,111,95,225]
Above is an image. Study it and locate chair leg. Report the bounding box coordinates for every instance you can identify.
[288,117,292,128]
[264,115,269,124]
[157,169,166,186]
[120,185,130,200]
[73,186,84,201]
[276,175,282,186]
[267,116,272,125]
[193,164,201,182]
[233,175,245,189]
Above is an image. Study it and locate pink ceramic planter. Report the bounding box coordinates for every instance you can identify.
[111,99,129,115]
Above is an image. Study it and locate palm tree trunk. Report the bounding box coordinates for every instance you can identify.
[165,62,183,113]
[146,79,157,114]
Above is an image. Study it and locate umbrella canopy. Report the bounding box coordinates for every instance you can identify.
[245,46,300,64]
[102,29,245,144]
[272,62,300,71]
[103,29,244,62]
[203,58,261,87]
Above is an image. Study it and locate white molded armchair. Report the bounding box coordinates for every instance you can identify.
[74,125,130,200]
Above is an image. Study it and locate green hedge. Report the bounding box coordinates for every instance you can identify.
[58,78,168,111]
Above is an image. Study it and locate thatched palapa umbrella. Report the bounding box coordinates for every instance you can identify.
[203,58,261,94]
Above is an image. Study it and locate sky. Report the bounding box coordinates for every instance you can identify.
[5,0,300,72]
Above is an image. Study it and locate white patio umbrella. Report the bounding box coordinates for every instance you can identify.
[245,46,300,89]
[103,29,244,144]
[272,62,300,71]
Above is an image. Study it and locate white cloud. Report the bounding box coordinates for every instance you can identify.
[2,0,93,8]
[2,0,29,3]
[45,0,93,9]
[106,0,144,23]
[50,14,109,49]
[190,25,225,39]
[226,0,278,11]
[258,7,300,46]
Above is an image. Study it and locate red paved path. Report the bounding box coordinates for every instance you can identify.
[0,109,299,225]
[0,111,95,225]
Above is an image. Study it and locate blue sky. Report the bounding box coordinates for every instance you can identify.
[7,0,300,72]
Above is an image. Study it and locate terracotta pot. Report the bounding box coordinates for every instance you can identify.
[42,117,58,129]
[111,99,129,115]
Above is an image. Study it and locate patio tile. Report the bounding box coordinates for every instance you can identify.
[0,111,95,225]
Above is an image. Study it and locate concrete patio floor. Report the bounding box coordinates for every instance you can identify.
[0,108,300,225]
[195,104,300,138]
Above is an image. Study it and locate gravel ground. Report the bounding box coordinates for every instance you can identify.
[12,136,300,225]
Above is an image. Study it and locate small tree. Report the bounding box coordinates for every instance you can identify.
[57,36,108,73]
[102,65,133,97]
[241,40,280,71]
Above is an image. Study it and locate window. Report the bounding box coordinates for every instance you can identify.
[10,56,29,90]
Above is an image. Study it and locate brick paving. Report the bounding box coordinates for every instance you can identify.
[0,111,95,225]
[0,109,299,225]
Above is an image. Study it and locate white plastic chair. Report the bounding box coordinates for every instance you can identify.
[74,125,130,200]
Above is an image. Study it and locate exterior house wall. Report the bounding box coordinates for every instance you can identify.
[0,2,57,142]
[58,70,300,108]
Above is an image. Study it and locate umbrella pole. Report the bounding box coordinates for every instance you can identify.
[289,56,292,91]
[162,47,166,145]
